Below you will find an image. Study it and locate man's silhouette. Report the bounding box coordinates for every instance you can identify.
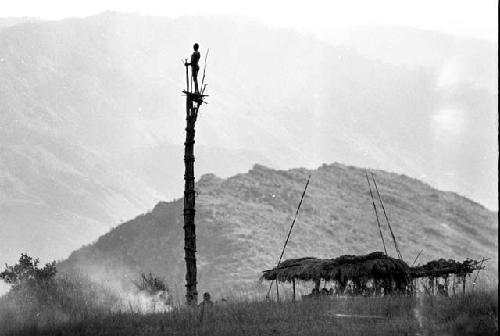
[185,43,201,93]
[198,292,213,322]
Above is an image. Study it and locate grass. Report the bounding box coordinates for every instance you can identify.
[0,285,497,336]
[2,297,417,336]
[421,290,498,336]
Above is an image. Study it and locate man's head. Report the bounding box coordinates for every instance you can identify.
[193,43,199,51]
[203,292,211,301]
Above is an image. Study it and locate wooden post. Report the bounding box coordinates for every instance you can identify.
[292,278,296,302]
[184,99,198,306]
[452,275,456,296]
[462,275,466,294]
[276,279,280,302]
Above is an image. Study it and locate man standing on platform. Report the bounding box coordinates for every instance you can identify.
[185,43,201,93]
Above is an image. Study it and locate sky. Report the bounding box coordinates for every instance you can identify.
[1,0,498,41]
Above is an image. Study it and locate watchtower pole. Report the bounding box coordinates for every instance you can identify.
[183,57,207,306]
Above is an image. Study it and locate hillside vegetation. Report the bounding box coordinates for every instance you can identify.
[61,163,498,298]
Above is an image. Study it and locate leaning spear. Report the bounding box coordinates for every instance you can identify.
[266,175,312,300]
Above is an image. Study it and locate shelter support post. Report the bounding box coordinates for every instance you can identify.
[462,275,466,294]
[276,279,280,302]
[292,278,296,302]
[452,275,456,296]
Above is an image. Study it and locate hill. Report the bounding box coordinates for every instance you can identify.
[0,12,497,285]
[60,163,498,298]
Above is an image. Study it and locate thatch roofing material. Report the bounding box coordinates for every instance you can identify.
[409,258,484,278]
[262,252,409,284]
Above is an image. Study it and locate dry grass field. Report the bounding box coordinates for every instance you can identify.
[0,274,497,336]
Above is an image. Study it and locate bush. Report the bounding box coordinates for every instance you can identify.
[0,254,56,289]
[133,273,168,295]
[0,271,122,334]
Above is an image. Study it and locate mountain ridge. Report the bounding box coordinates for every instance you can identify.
[60,162,498,299]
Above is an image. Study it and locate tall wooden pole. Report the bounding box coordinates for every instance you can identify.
[183,59,206,305]
[184,97,198,305]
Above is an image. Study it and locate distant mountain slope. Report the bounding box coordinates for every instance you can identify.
[61,163,498,297]
[0,17,40,30]
[0,12,497,281]
[314,25,497,92]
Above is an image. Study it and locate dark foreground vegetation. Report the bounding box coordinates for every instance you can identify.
[0,254,497,335]
[1,289,497,336]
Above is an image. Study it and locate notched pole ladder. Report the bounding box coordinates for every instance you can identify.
[182,54,208,306]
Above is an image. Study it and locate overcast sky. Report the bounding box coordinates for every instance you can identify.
[1,0,498,41]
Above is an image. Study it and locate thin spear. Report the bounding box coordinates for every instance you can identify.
[411,249,424,266]
[365,170,387,255]
[371,172,403,260]
[267,175,312,299]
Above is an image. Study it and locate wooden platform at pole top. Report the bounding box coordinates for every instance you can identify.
[182,90,208,104]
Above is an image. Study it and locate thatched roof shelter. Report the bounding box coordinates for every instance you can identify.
[409,258,484,278]
[262,252,409,285]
